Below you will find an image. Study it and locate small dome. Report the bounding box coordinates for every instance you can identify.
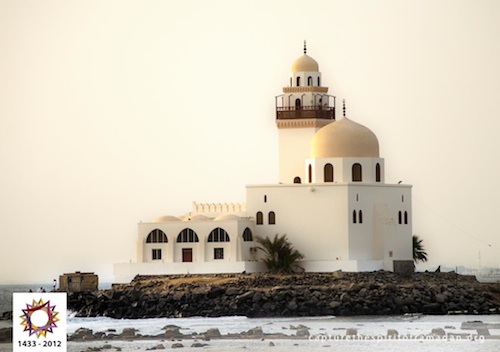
[153,215,180,222]
[291,54,319,72]
[311,117,379,158]
[214,214,241,221]
[188,214,211,221]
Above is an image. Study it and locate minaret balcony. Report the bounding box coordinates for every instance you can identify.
[276,106,335,120]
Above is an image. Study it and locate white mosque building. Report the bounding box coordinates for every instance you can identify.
[113,44,414,283]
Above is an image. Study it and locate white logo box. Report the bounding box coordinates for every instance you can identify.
[12,292,67,352]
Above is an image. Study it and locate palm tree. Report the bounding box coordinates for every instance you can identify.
[255,234,304,274]
[413,234,428,263]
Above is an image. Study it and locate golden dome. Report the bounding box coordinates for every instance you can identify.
[311,117,379,158]
[291,54,319,72]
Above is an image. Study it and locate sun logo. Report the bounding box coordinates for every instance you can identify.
[19,298,60,338]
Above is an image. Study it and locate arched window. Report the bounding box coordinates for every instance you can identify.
[308,164,312,183]
[307,76,312,86]
[317,77,321,86]
[376,163,381,182]
[146,229,168,243]
[404,211,408,225]
[242,228,253,242]
[353,210,357,224]
[295,98,301,108]
[359,210,363,224]
[294,176,301,184]
[296,76,301,87]
[398,211,402,225]
[177,228,199,243]
[268,211,276,225]
[208,227,230,242]
[256,212,263,225]
[324,163,334,182]
[264,195,267,203]
[352,163,362,182]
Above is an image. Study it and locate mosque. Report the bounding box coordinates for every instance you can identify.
[113,44,414,283]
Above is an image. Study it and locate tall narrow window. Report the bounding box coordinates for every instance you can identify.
[353,210,357,224]
[352,163,362,182]
[324,163,334,182]
[402,195,405,202]
[317,77,320,86]
[268,211,276,225]
[308,164,312,183]
[376,163,381,182]
[242,228,253,242]
[290,77,292,87]
[398,211,402,225]
[294,176,301,184]
[404,211,408,225]
[359,210,363,224]
[307,76,312,86]
[296,76,301,87]
[295,98,301,108]
[256,212,263,225]
[264,195,267,203]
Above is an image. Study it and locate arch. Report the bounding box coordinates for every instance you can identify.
[359,210,363,224]
[242,228,253,242]
[308,164,312,183]
[208,227,230,242]
[324,163,334,182]
[352,163,362,182]
[307,76,313,86]
[353,210,357,224]
[256,211,263,225]
[296,76,301,87]
[294,176,301,184]
[398,211,402,225]
[404,211,408,225]
[268,211,276,225]
[376,163,381,182]
[177,228,199,243]
[146,229,168,243]
[295,98,301,108]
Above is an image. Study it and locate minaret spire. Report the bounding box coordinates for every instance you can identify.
[303,40,307,54]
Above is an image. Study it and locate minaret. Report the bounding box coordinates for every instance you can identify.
[276,42,336,184]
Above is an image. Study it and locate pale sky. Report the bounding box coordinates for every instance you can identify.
[1,0,499,284]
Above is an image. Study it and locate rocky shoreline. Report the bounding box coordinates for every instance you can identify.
[68,271,500,319]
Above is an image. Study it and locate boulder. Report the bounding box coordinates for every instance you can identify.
[163,325,185,339]
[0,327,12,343]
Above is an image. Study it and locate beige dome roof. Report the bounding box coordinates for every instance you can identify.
[311,117,379,158]
[291,54,319,72]
[153,215,180,222]
[187,214,211,221]
[214,214,241,221]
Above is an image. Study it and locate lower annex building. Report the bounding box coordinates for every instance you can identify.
[114,44,414,283]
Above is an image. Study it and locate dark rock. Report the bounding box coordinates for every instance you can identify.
[171,343,184,348]
[431,328,446,337]
[0,327,12,343]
